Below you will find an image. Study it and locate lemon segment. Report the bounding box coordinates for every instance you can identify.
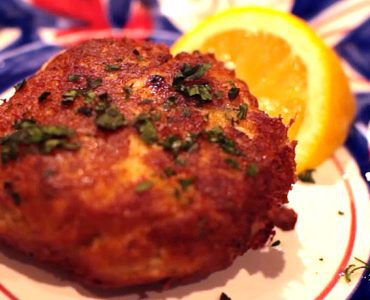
[172,6,356,173]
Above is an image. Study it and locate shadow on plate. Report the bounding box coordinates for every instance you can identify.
[0,229,304,299]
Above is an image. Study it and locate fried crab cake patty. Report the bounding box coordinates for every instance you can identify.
[0,38,296,288]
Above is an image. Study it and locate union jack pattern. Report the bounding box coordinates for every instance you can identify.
[0,0,370,299]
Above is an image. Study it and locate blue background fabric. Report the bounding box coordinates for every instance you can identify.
[0,0,369,298]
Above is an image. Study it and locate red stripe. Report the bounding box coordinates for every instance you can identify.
[315,155,358,299]
[0,284,18,300]
[313,1,370,28]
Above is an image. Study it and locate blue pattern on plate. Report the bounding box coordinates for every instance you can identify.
[0,44,61,94]
[336,18,370,80]
[346,93,370,186]
[0,1,369,299]
[292,0,340,20]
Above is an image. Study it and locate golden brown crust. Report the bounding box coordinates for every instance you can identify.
[0,38,296,288]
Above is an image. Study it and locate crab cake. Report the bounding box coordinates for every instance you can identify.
[0,38,297,288]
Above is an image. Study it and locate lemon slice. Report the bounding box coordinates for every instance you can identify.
[172,6,356,173]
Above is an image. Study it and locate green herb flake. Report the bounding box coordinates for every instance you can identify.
[228,86,240,100]
[319,257,324,261]
[104,64,121,71]
[163,96,177,110]
[61,89,79,105]
[38,91,51,103]
[133,49,144,61]
[77,106,93,117]
[87,77,103,89]
[134,114,158,144]
[68,74,81,82]
[95,106,127,131]
[224,158,240,170]
[135,180,153,193]
[179,177,195,191]
[4,181,22,206]
[246,163,259,177]
[186,63,212,81]
[161,134,198,156]
[271,240,281,247]
[84,90,96,104]
[237,103,248,120]
[40,139,80,154]
[183,106,191,117]
[164,167,176,177]
[123,85,133,101]
[338,210,344,216]
[205,127,243,156]
[220,292,232,300]
[14,80,26,92]
[172,64,213,101]
[214,90,224,99]
[298,169,315,183]
[0,120,79,163]
[183,84,212,101]
[138,98,154,105]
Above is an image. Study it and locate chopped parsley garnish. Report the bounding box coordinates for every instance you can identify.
[14,80,26,92]
[68,74,81,82]
[172,63,213,101]
[77,106,93,117]
[4,181,22,206]
[138,98,154,105]
[84,90,96,104]
[95,105,127,131]
[104,64,121,71]
[224,157,240,170]
[205,127,243,155]
[214,90,224,99]
[343,257,370,282]
[183,106,191,117]
[246,163,259,177]
[220,292,232,300]
[237,103,248,120]
[61,89,79,105]
[181,63,212,81]
[134,113,158,144]
[183,84,212,101]
[271,240,281,247]
[298,169,315,183]
[0,119,79,163]
[164,167,176,177]
[133,49,144,61]
[87,76,103,89]
[161,133,198,156]
[38,91,51,103]
[123,85,133,101]
[135,180,153,193]
[163,96,177,110]
[228,86,240,100]
[179,177,195,191]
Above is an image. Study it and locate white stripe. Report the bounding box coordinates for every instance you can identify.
[311,0,370,46]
